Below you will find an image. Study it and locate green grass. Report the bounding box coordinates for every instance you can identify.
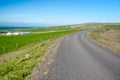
[0,28,81,80]
[0,42,48,80]
[0,29,80,55]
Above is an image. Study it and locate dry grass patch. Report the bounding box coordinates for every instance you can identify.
[100,29,120,53]
[89,28,120,54]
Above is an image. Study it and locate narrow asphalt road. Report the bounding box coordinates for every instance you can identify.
[46,30,120,80]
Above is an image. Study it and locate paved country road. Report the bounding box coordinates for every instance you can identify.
[46,30,120,80]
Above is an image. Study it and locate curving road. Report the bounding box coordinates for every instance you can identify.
[46,30,120,80]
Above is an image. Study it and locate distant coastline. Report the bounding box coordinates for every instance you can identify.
[0,27,41,30]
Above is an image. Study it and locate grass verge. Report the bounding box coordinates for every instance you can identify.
[88,25,120,54]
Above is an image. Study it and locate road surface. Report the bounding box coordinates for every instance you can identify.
[46,30,120,80]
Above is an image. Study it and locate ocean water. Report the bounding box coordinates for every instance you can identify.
[0,27,35,30]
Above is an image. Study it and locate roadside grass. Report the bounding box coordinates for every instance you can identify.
[0,41,50,80]
[88,25,120,54]
[0,29,81,80]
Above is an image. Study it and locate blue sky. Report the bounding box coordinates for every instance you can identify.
[0,0,120,26]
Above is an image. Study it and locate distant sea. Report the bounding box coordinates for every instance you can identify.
[0,27,38,30]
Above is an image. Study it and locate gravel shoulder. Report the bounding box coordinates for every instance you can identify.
[29,36,65,80]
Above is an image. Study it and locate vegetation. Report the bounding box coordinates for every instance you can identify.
[103,25,120,29]
[0,27,80,55]
[88,25,120,54]
[0,27,81,80]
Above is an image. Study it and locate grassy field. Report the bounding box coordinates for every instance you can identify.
[0,26,79,55]
[0,26,81,80]
[88,25,120,54]
[0,30,75,54]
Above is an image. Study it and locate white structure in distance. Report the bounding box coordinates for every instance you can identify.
[6,32,30,35]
